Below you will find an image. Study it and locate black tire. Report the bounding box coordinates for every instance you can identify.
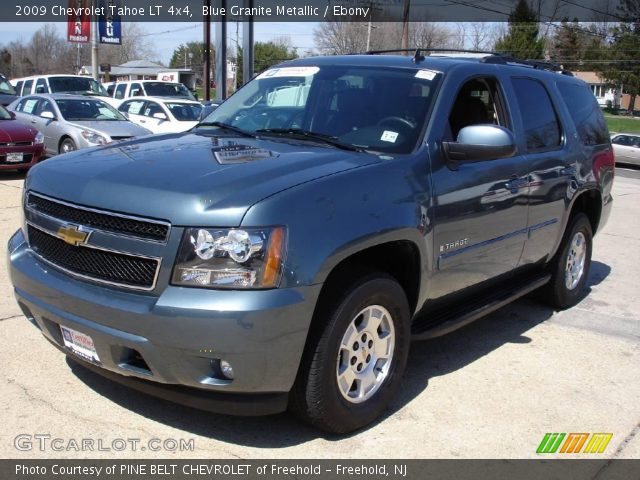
[542,212,593,309]
[291,273,411,434]
[59,138,77,155]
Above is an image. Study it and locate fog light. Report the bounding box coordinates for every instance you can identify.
[220,360,234,380]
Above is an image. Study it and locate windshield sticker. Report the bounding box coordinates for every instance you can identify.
[381,131,399,143]
[415,69,438,81]
[127,101,144,115]
[23,99,38,114]
[257,67,320,79]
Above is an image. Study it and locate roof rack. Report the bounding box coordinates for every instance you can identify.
[366,48,497,63]
[480,55,574,76]
[364,48,573,75]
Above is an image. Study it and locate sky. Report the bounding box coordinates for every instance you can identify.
[0,21,318,65]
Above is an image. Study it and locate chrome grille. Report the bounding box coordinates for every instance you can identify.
[26,192,169,242]
[27,225,159,290]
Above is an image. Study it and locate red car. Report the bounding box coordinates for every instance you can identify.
[0,104,44,171]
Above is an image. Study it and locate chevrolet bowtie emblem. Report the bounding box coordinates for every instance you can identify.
[57,224,90,246]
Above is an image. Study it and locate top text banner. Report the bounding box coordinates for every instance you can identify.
[7,0,632,23]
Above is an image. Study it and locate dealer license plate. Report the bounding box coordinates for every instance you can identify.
[6,152,23,163]
[60,325,101,364]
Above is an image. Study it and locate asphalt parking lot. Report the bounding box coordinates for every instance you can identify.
[0,168,638,459]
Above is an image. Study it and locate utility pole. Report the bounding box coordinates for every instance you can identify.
[214,0,227,101]
[203,0,211,101]
[91,0,99,80]
[401,0,410,51]
[242,0,254,85]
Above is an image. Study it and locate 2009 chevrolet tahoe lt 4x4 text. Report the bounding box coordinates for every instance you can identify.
[8,51,614,433]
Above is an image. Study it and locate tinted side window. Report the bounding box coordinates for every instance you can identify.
[35,78,47,94]
[511,78,561,151]
[115,84,127,99]
[23,80,33,95]
[130,83,142,96]
[15,81,23,95]
[557,82,609,146]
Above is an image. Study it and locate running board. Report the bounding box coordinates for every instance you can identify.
[411,273,551,340]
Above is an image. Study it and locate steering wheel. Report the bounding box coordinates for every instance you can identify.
[377,116,415,130]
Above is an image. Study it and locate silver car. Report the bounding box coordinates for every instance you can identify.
[611,133,640,166]
[7,93,151,156]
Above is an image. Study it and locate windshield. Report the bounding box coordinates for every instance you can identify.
[0,104,11,120]
[165,102,202,121]
[144,82,195,99]
[0,75,16,95]
[199,65,441,154]
[48,76,108,96]
[55,99,126,121]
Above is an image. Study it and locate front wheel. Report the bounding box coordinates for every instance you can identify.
[542,212,593,309]
[291,274,410,434]
[59,138,77,155]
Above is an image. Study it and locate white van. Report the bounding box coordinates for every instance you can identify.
[103,80,196,102]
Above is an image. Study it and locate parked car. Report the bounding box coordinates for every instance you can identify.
[199,100,221,121]
[9,52,614,434]
[7,94,151,156]
[118,96,203,133]
[0,103,44,170]
[103,80,196,102]
[0,73,19,106]
[611,133,640,166]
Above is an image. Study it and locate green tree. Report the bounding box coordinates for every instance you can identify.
[595,24,640,112]
[549,18,582,65]
[494,0,545,60]
[236,41,298,88]
[169,42,209,69]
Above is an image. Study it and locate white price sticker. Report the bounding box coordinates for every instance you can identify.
[381,130,399,143]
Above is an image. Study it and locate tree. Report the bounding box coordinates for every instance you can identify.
[314,22,369,55]
[549,18,583,65]
[595,20,640,112]
[169,41,209,69]
[494,0,545,59]
[236,40,298,88]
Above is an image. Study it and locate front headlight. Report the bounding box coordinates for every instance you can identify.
[171,227,286,289]
[81,130,107,145]
[34,131,44,144]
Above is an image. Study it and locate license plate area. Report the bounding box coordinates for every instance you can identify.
[6,152,24,163]
[60,325,101,365]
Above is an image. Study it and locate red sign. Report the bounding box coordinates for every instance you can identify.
[67,0,91,43]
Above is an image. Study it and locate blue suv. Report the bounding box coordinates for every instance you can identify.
[8,51,614,433]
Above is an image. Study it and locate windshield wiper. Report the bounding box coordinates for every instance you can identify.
[255,128,364,152]
[196,121,255,137]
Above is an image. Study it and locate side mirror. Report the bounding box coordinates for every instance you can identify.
[9,111,16,119]
[40,111,55,120]
[442,124,517,169]
[152,112,168,121]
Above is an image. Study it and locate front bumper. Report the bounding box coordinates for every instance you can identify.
[0,144,44,169]
[8,229,321,415]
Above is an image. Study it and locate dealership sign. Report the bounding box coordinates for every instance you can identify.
[98,0,122,45]
[66,0,90,43]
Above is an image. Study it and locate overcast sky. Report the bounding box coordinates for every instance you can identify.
[0,21,318,64]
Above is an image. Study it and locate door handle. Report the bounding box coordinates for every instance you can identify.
[504,175,523,193]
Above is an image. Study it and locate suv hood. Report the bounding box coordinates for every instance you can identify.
[26,131,380,226]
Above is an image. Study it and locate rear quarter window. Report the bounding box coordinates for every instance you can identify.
[557,82,609,146]
[511,77,562,152]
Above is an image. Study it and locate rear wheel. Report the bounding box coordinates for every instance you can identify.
[542,213,593,309]
[291,274,410,434]
[59,138,76,154]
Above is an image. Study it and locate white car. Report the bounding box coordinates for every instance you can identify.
[611,133,640,166]
[118,96,203,133]
[104,80,196,103]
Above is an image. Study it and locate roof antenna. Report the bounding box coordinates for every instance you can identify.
[413,49,425,63]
